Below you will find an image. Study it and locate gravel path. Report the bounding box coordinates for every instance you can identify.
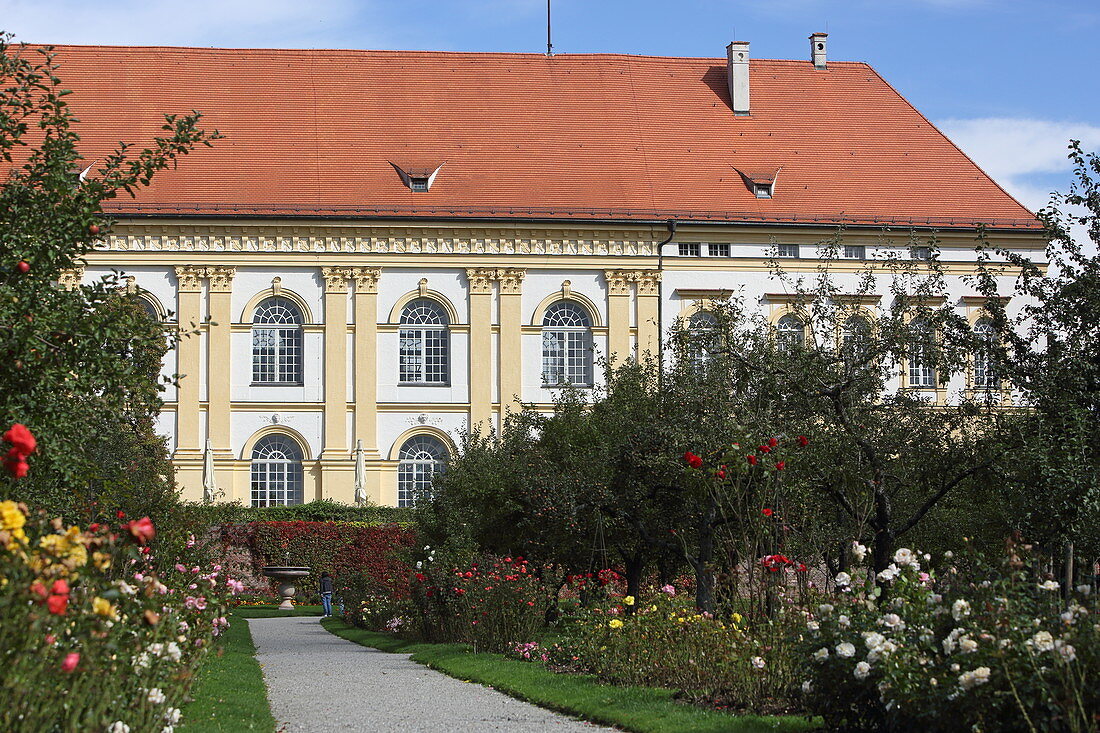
[248,616,611,732]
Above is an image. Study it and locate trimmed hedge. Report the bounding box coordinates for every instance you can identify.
[220,520,415,602]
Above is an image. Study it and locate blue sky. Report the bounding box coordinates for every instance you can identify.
[2,0,1098,214]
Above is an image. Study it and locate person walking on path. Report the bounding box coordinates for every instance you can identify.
[319,572,334,617]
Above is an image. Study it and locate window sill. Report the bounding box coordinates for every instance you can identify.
[542,383,594,390]
[250,382,305,387]
[398,382,452,387]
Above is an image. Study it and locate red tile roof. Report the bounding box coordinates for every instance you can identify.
[45,45,1039,230]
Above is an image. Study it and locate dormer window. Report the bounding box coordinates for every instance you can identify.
[736,167,781,200]
[409,177,429,192]
[754,183,773,199]
[390,161,444,192]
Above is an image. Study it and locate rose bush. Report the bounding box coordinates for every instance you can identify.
[0,498,243,732]
[797,540,1099,732]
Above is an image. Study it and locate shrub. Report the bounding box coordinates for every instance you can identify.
[796,540,1099,732]
[0,500,242,732]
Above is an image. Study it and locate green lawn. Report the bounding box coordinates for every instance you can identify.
[180,605,320,732]
[321,618,818,733]
[179,613,274,732]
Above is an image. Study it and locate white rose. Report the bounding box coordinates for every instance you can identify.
[863,631,886,651]
[108,723,131,733]
[893,548,917,567]
[854,661,871,680]
[952,599,971,621]
[838,614,851,628]
[1028,630,1055,652]
[880,613,904,629]
[851,542,868,562]
[836,642,856,658]
[751,656,766,669]
[146,688,166,705]
[1038,580,1060,591]
[818,603,834,615]
[813,647,830,662]
[806,620,820,632]
[835,572,852,588]
[1055,640,1076,662]
[801,680,813,693]
[959,637,978,654]
[958,666,991,690]
[1076,584,1092,596]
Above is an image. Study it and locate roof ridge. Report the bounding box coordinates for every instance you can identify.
[39,43,869,65]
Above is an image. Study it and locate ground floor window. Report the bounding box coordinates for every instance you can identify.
[397,435,448,507]
[251,434,304,506]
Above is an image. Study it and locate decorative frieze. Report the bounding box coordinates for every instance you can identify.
[102,228,659,256]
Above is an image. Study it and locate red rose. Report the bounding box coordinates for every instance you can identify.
[3,424,36,455]
[797,563,808,572]
[88,523,100,532]
[16,260,30,274]
[116,510,126,519]
[747,455,757,466]
[3,450,28,478]
[759,445,771,454]
[776,461,786,471]
[123,516,155,545]
[768,437,778,448]
[61,652,79,673]
[30,581,48,599]
[51,579,69,596]
[463,571,474,578]
[415,573,426,582]
[762,508,774,517]
[47,594,68,615]
[798,435,809,447]
[716,470,726,479]
[684,451,703,469]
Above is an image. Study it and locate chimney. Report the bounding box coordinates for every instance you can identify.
[810,32,828,69]
[726,41,750,116]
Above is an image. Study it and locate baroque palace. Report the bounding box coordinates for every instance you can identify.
[53,35,1044,507]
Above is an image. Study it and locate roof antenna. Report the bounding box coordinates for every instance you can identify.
[546,0,553,56]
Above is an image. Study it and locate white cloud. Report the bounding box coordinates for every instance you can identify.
[937,117,1100,209]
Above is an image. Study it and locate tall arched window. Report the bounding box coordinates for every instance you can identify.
[908,318,936,388]
[777,314,805,352]
[397,435,448,507]
[399,299,450,384]
[687,310,719,365]
[252,297,304,384]
[972,319,999,389]
[841,316,870,363]
[541,301,593,387]
[250,434,304,507]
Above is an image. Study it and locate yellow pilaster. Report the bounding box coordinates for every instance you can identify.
[173,266,204,457]
[206,266,235,454]
[466,268,495,433]
[634,271,662,357]
[353,267,382,464]
[497,268,525,419]
[605,270,633,364]
[321,268,351,458]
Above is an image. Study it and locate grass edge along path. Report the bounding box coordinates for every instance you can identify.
[178,609,284,732]
[321,618,818,733]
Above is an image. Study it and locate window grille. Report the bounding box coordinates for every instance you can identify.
[843,245,866,259]
[908,319,937,387]
[250,434,304,507]
[911,246,933,261]
[754,183,773,199]
[708,243,731,258]
[687,310,719,365]
[841,316,870,363]
[972,319,999,389]
[409,177,429,192]
[541,301,593,387]
[777,314,805,352]
[678,242,701,257]
[399,299,450,384]
[397,435,448,507]
[252,297,304,384]
[777,244,799,258]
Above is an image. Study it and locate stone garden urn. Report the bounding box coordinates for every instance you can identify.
[261,566,311,610]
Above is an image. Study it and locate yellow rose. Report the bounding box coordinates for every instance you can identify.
[622,595,635,606]
[0,501,26,532]
[732,613,743,624]
[92,597,118,620]
[608,618,624,629]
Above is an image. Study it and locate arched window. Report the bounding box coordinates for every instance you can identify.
[908,318,936,388]
[777,314,805,352]
[972,319,999,389]
[136,295,161,322]
[397,435,448,507]
[841,316,870,363]
[250,434,304,507]
[541,301,593,387]
[252,297,304,384]
[399,299,450,384]
[687,310,719,365]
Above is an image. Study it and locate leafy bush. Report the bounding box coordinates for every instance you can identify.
[0,499,243,732]
[796,540,1099,732]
